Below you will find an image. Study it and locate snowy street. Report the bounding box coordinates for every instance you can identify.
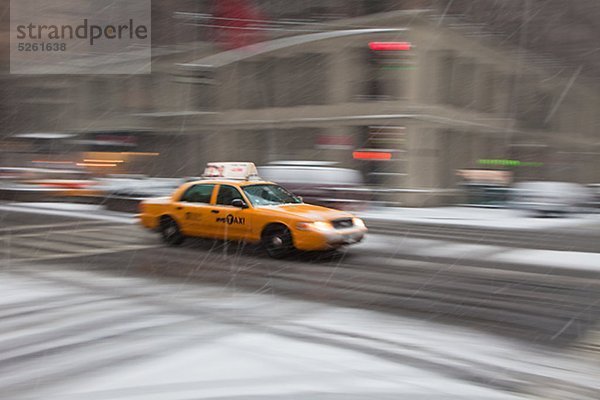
[1,204,599,399]
[2,265,600,400]
[4,3,600,399]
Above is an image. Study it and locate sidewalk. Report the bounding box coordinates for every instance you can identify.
[361,233,600,277]
[4,202,599,231]
[0,202,135,224]
[360,206,600,231]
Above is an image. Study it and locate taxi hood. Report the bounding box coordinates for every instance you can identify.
[262,203,353,221]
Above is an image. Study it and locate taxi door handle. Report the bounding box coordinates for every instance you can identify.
[211,210,219,214]
[176,206,183,210]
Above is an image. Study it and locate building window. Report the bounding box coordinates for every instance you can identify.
[238,54,328,109]
[476,67,495,113]
[437,51,455,105]
[356,125,407,185]
[359,47,410,101]
[285,53,328,107]
[452,58,476,109]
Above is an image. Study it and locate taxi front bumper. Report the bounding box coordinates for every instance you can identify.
[324,229,366,246]
[293,227,367,251]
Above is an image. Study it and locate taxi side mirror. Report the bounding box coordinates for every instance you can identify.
[231,199,248,208]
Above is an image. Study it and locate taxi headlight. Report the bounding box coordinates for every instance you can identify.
[296,221,332,231]
[352,217,366,228]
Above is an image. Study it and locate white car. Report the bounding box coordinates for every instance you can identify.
[511,181,594,216]
[588,184,600,209]
[257,161,368,211]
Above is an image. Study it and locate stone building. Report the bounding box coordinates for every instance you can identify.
[2,7,599,205]
[150,11,599,204]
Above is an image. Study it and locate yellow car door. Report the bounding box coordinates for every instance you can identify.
[174,183,216,237]
[208,184,252,240]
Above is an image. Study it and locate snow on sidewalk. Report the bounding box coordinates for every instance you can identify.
[0,202,135,224]
[361,234,600,273]
[3,201,599,231]
[361,206,600,230]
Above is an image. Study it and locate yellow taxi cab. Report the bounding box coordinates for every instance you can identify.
[138,162,367,257]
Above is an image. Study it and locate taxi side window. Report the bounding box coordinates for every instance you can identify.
[216,185,243,206]
[181,184,215,204]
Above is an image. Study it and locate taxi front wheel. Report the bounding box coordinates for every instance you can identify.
[160,217,185,246]
[262,225,294,258]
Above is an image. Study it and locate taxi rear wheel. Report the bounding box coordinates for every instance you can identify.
[262,225,294,258]
[160,217,184,246]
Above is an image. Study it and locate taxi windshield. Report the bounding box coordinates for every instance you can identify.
[242,184,302,206]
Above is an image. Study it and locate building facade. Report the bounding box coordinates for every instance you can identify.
[161,11,600,204]
[2,9,599,205]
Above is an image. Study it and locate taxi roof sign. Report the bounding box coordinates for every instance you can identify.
[202,162,260,180]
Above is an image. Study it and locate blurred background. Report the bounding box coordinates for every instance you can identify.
[2,2,600,400]
[1,0,599,209]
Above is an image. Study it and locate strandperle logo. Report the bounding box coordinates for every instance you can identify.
[16,19,149,46]
[10,0,151,74]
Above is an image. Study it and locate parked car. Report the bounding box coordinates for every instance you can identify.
[511,181,594,216]
[588,184,600,209]
[95,176,183,198]
[257,161,370,211]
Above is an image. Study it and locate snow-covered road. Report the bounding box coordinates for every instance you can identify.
[2,267,599,400]
[1,202,599,400]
